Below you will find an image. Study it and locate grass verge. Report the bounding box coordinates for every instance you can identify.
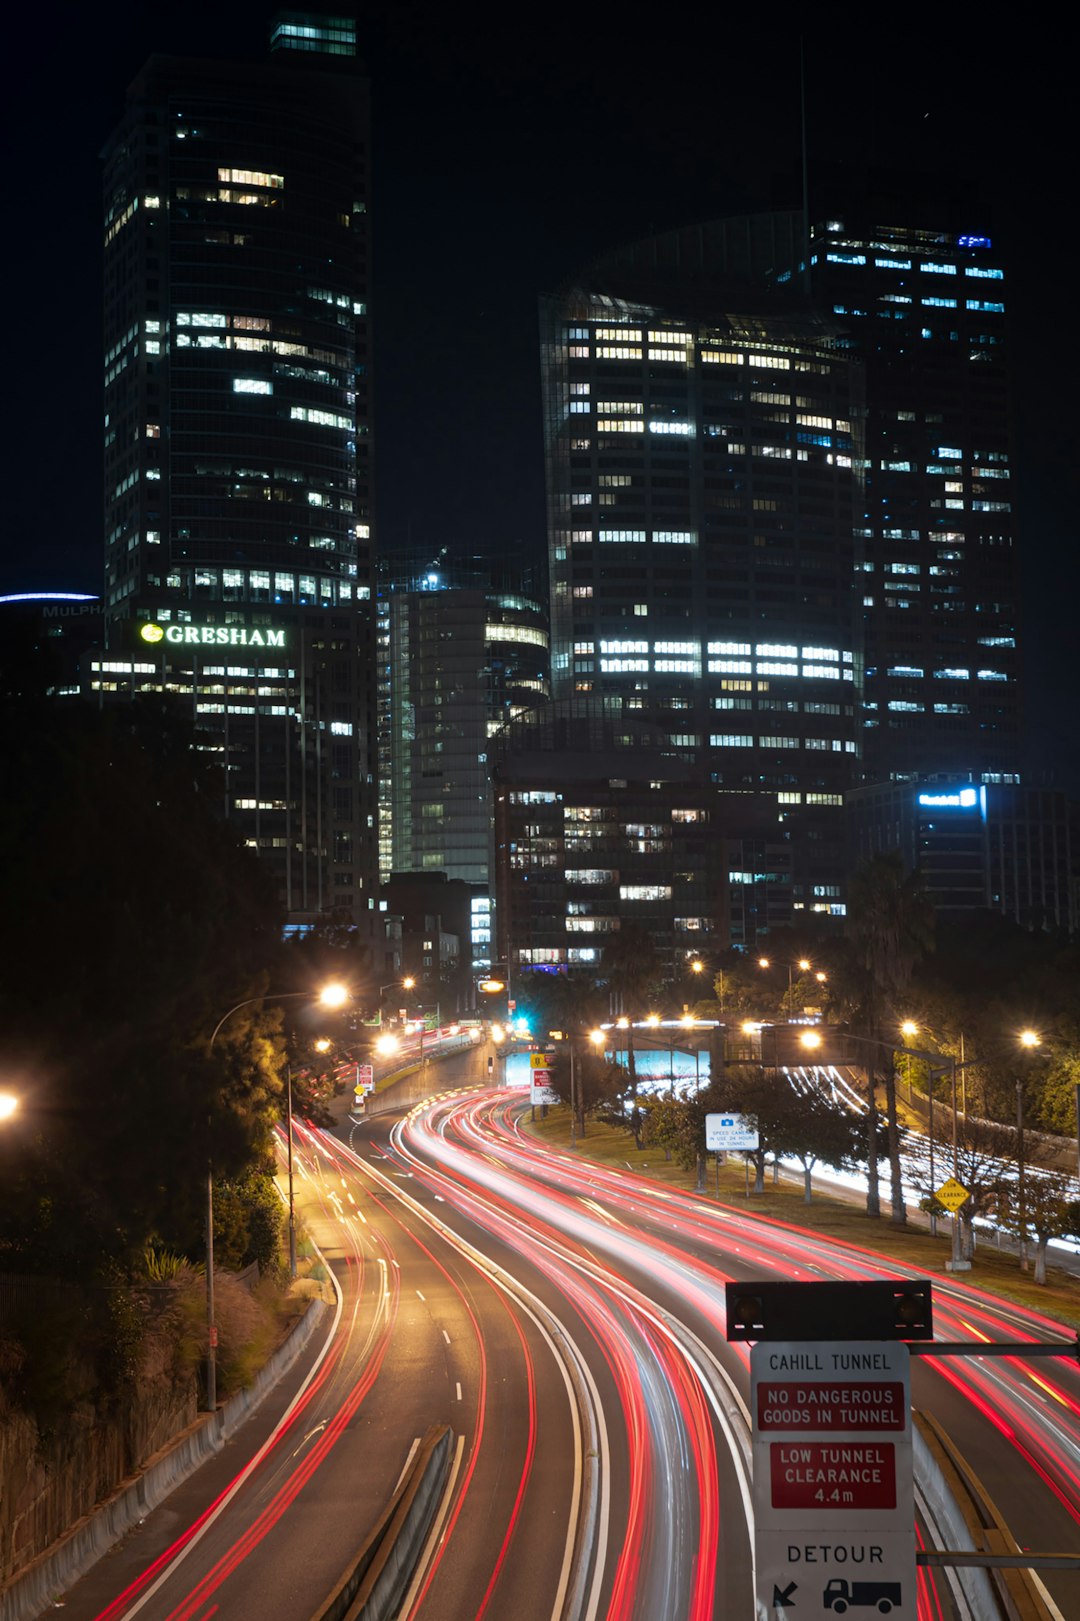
[522,1107,1080,1331]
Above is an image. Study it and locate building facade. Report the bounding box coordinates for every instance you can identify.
[540,263,864,929]
[493,700,739,978]
[98,13,377,928]
[847,780,1075,931]
[805,219,1019,783]
[530,211,1022,959]
[377,556,549,972]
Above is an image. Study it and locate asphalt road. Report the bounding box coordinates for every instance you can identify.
[42,1047,1080,1620]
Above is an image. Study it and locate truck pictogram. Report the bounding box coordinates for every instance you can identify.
[823,1577,903,1613]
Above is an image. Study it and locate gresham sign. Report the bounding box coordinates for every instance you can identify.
[138,621,288,650]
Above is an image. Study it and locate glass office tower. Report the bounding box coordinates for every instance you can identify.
[535,212,1020,949]
[98,13,377,927]
[541,272,864,924]
[806,219,1019,782]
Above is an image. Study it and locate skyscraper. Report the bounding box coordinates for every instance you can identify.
[377,555,549,975]
[533,211,1020,952]
[540,234,864,928]
[807,218,1018,782]
[97,12,377,928]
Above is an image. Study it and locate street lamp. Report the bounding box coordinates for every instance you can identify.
[570,1028,606,1148]
[759,955,817,998]
[1015,1030,1041,1272]
[204,980,351,1409]
[0,1091,18,1123]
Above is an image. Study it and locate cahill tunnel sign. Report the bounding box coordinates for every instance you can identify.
[751,1340,915,1619]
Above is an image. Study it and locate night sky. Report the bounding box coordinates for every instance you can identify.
[6,5,1075,783]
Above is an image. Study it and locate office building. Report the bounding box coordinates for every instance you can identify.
[847,780,1076,931]
[97,12,377,928]
[0,593,103,698]
[530,211,1021,958]
[493,699,732,977]
[377,555,549,971]
[806,219,1019,782]
[540,231,865,929]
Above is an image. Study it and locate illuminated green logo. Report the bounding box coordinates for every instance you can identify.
[140,622,165,643]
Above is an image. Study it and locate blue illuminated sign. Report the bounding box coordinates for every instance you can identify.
[917,786,987,823]
[958,235,991,249]
[918,787,978,808]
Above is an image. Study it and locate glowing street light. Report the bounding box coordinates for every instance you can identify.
[0,1092,18,1123]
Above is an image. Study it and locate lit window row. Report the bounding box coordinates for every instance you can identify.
[217,167,284,189]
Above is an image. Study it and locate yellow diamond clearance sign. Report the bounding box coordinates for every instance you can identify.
[934,1177,970,1212]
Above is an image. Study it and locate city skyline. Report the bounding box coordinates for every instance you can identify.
[6,4,1072,782]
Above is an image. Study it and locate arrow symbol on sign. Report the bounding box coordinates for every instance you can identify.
[773,1581,797,1608]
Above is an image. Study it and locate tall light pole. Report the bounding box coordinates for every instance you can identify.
[205,980,349,1409]
[1016,1029,1041,1273]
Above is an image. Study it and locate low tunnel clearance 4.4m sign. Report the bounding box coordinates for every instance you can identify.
[751,1341,915,1619]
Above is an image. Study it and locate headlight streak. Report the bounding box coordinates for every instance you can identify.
[413,1090,1080,1619]
[104,1132,402,1620]
[327,1126,608,1621]
[155,1236,403,1621]
[388,1103,752,1618]
[92,1231,350,1621]
[383,1114,699,1617]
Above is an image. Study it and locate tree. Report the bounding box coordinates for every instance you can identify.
[907,1114,1015,1263]
[0,697,285,1276]
[845,852,935,1226]
[601,923,662,1018]
[546,1041,616,1139]
[774,1080,865,1202]
[711,1066,789,1193]
[997,1172,1080,1285]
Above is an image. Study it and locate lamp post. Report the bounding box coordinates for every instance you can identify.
[1015,1030,1042,1273]
[371,978,412,1028]
[569,1028,606,1147]
[204,980,349,1408]
[0,1091,18,1123]
[758,955,822,1011]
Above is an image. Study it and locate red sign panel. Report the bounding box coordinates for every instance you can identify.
[757,1382,906,1432]
[770,1442,896,1510]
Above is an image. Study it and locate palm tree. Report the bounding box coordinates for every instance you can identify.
[846,852,935,1225]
